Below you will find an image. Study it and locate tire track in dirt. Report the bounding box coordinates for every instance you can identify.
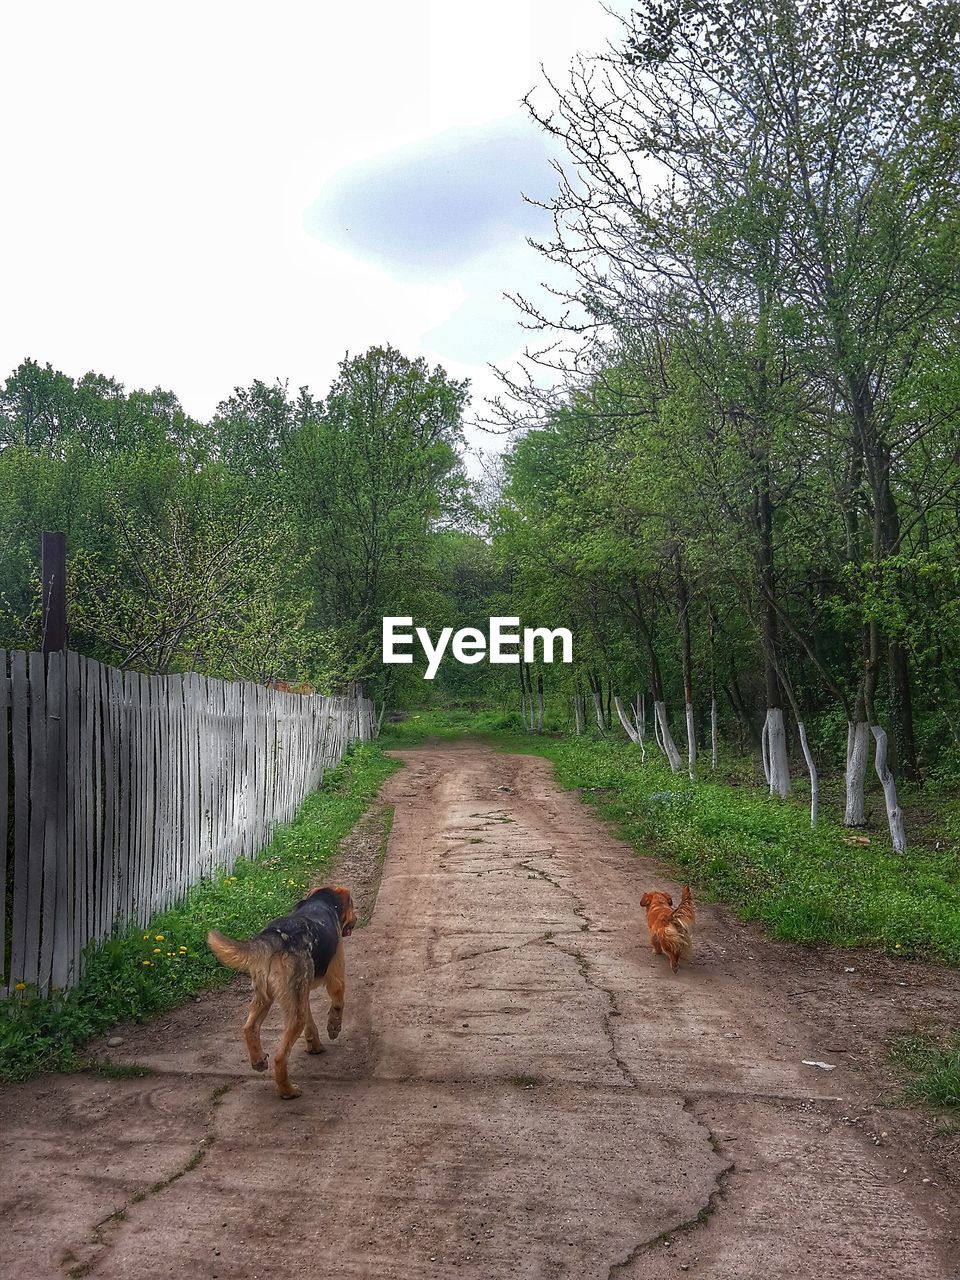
[0,744,956,1279]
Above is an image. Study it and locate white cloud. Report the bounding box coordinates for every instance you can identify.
[0,0,625,427]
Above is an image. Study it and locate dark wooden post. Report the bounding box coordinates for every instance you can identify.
[41,531,67,655]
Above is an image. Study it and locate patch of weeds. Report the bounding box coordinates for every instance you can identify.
[509,1074,540,1088]
[892,1033,960,1111]
[72,1058,155,1079]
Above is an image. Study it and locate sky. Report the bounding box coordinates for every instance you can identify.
[0,0,625,456]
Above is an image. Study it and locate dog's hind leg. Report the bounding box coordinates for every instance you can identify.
[273,957,310,1099]
[323,940,346,1041]
[303,999,326,1054]
[243,984,273,1072]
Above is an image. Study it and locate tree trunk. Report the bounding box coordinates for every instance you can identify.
[573,689,585,736]
[588,670,605,734]
[614,695,640,744]
[634,692,647,763]
[763,707,790,798]
[761,715,771,786]
[654,701,682,773]
[796,721,819,827]
[520,662,536,731]
[776,659,818,827]
[888,639,920,784]
[872,725,906,852]
[536,672,545,732]
[671,541,697,780]
[756,481,790,796]
[685,703,697,780]
[710,698,718,771]
[844,718,870,826]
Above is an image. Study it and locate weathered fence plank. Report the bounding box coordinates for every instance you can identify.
[9,652,30,988]
[0,651,7,988]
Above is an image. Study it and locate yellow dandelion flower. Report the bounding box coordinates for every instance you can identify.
[155,934,165,942]
[14,981,26,991]
[179,946,188,953]
[152,947,162,954]
[143,934,149,940]
[142,960,152,966]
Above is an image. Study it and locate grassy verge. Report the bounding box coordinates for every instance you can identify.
[893,1033,960,1112]
[0,743,400,1083]
[382,710,960,965]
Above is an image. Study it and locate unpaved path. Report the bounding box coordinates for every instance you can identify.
[1,745,958,1279]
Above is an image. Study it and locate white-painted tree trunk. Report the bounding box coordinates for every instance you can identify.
[634,693,647,764]
[761,716,771,786]
[844,721,870,826]
[796,721,819,826]
[710,698,718,770]
[592,688,606,734]
[872,724,907,852]
[764,707,791,797]
[685,702,697,780]
[614,695,640,744]
[573,694,585,736]
[654,700,682,773]
[536,678,544,732]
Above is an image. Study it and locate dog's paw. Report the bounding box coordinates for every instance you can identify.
[327,1013,342,1040]
[278,1084,302,1100]
[305,1041,326,1055]
[251,1056,269,1072]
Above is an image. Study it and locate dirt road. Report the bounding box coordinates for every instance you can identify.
[2,745,958,1279]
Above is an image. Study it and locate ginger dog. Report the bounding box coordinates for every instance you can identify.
[640,884,695,973]
[207,885,357,1099]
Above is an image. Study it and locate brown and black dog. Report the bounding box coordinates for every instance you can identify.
[640,885,695,973]
[207,885,357,1099]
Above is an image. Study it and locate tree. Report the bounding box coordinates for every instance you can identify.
[288,346,469,690]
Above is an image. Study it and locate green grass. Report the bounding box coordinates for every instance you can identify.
[892,1033,960,1111]
[0,743,400,1083]
[382,710,960,965]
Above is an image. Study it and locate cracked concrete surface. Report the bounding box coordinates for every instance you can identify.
[0,744,955,1278]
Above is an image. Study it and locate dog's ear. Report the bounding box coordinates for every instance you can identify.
[640,893,651,907]
[331,885,354,916]
[665,893,673,906]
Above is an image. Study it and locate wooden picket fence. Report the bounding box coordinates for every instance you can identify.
[0,649,376,996]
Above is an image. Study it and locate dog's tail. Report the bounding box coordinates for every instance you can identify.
[666,886,695,967]
[206,930,278,973]
[672,884,695,929]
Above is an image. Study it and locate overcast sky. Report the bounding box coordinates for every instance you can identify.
[0,1,624,452]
